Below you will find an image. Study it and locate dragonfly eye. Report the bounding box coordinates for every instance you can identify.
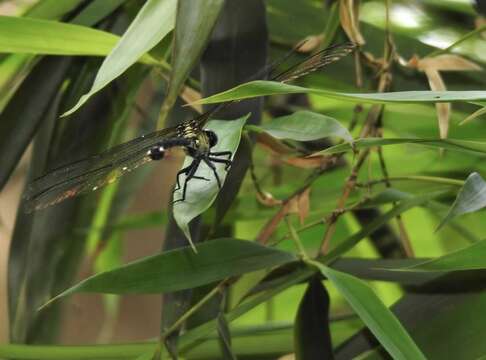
[205,130,218,148]
[148,145,165,161]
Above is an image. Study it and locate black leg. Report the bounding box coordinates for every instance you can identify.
[202,157,222,189]
[173,159,201,204]
[208,156,232,170]
[174,163,193,191]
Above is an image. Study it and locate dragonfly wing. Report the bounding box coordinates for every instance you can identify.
[24,126,177,212]
[24,147,154,212]
[272,42,357,83]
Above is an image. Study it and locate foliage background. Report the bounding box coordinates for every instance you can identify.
[0,0,486,359]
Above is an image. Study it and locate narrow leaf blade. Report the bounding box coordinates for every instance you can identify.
[45,239,296,302]
[63,0,177,116]
[311,261,427,360]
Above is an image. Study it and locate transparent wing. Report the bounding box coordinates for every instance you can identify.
[272,42,357,83]
[24,126,177,212]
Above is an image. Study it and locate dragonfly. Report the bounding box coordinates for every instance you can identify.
[24,41,356,212]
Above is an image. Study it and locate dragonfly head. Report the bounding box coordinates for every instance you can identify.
[204,130,218,148]
[147,145,165,161]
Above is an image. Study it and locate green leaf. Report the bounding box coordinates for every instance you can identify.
[63,0,177,116]
[191,80,486,106]
[174,116,248,246]
[70,0,127,25]
[247,110,353,143]
[0,15,142,58]
[43,239,296,305]
[294,276,333,360]
[392,238,486,272]
[158,0,224,125]
[314,137,486,156]
[310,261,427,360]
[437,172,486,230]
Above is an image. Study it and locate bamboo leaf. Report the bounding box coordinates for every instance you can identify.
[437,172,486,230]
[43,239,296,305]
[310,261,427,360]
[0,15,150,59]
[63,0,177,116]
[190,80,486,106]
[392,238,486,272]
[248,110,352,143]
[313,137,486,156]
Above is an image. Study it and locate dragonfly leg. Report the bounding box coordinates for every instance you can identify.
[209,151,233,170]
[202,157,222,189]
[208,156,232,171]
[173,159,201,204]
[174,164,210,192]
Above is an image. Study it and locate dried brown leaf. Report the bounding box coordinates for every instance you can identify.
[181,85,202,113]
[256,133,297,155]
[283,155,330,169]
[297,35,324,53]
[424,68,450,139]
[339,0,365,45]
[416,54,482,72]
[256,202,291,244]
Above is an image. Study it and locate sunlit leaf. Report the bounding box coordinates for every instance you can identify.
[190,80,486,106]
[0,15,154,60]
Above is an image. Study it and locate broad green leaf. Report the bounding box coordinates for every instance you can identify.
[63,0,177,116]
[0,15,154,60]
[190,80,486,106]
[158,0,224,125]
[247,110,353,143]
[43,239,296,305]
[313,137,486,156]
[437,172,486,230]
[392,238,486,272]
[174,117,248,246]
[294,277,333,360]
[310,261,427,360]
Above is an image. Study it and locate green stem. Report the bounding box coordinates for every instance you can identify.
[427,24,486,57]
[161,282,224,340]
[284,216,309,259]
[357,175,465,187]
